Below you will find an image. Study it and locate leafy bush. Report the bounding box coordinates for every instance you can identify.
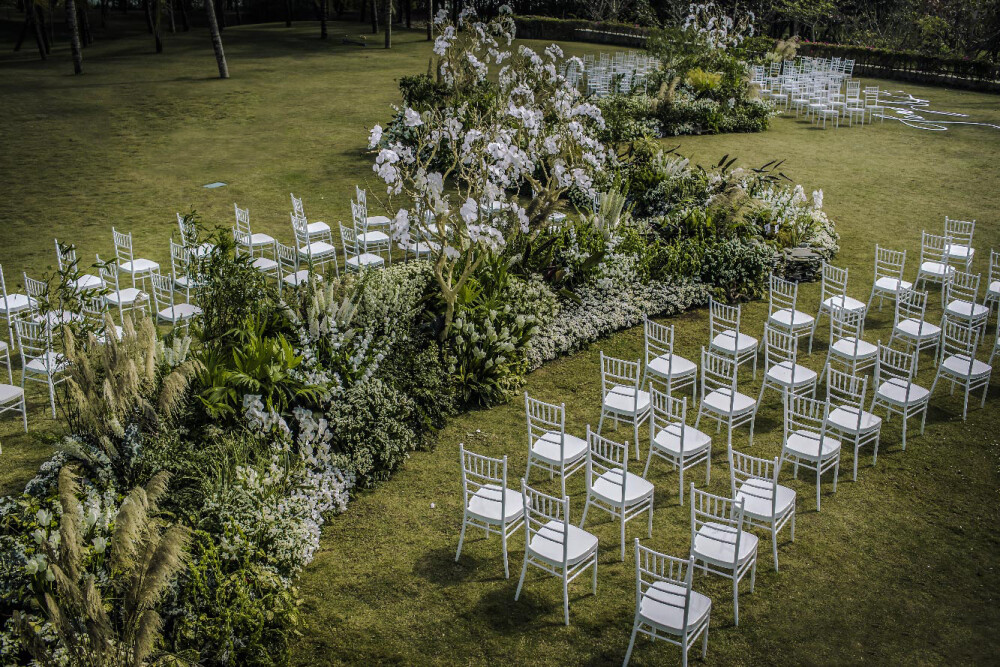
[699,238,774,302]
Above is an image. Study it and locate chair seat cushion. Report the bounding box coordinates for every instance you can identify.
[647,353,696,380]
[70,274,104,291]
[529,520,598,565]
[831,337,877,359]
[366,215,391,228]
[876,378,929,406]
[822,295,866,313]
[306,221,330,234]
[158,303,202,322]
[736,479,796,521]
[765,361,817,387]
[639,581,711,633]
[120,258,159,274]
[25,351,68,374]
[530,432,587,465]
[0,383,25,403]
[784,429,842,460]
[919,261,954,278]
[946,300,989,320]
[0,293,33,314]
[359,231,390,245]
[692,521,758,566]
[299,242,336,257]
[711,330,757,354]
[602,385,650,416]
[466,484,523,524]
[875,276,912,293]
[250,233,275,246]
[945,244,973,260]
[282,270,315,286]
[702,388,756,416]
[987,280,999,297]
[895,318,940,340]
[590,468,654,506]
[828,406,882,434]
[346,254,385,269]
[105,288,146,306]
[940,354,992,378]
[652,423,711,457]
[252,257,279,272]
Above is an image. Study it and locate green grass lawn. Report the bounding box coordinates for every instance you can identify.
[2,21,1000,665]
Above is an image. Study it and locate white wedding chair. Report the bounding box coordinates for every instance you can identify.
[290,193,333,243]
[708,297,757,378]
[623,541,711,667]
[351,201,392,263]
[812,262,865,341]
[820,306,877,382]
[455,444,524,579]
[929,317,991,421]
[275,241,318,291]
[22,272,80,327]
[515,480,599,626]
[234,229,280,281]
[234,204,277,257]
[757,324,817,407]
[943,270,989,334]
[943,216,975,271]
[867,245,910,312]
[689,485,757,626]
[112,227,159,289]
[863,85,885,123]
[524,392,587,498]
[597,352,650,460]
[889,288,940,372]
[914,231,955,304]
[169,240,202,302]
[870,342,929,451]
[340,223,384,273]
[150,272,201,332]
[15,318,67,418]
[0,380,27,432]
[984,249,1000,316]
[728,447,795,571]
[825,366,882,480]
[98,255,147,324]
[176,213,214,257]
[645,388,711,504]
[643,316,697,401]
[1,264,34,352]
[580,427,653,561]
[779,393,841,511]
[55,240,103,292]
[695,346,756,448]
[293,214,338,276]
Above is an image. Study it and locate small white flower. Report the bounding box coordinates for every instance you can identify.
[403,108,424,128]
[367,124,383,149]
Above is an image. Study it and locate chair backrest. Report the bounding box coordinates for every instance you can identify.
[946,270,980,305]
[355,185,368,211]
[727,447,780,519]
[863,85,879,102]
[149,272,175,315]
[22,272,48,315]
[650,387,688,453]
[14,318,53,368]
[938,316,980,371]
[291,213,310,247]
[600,352,641,403]
[633,540,696,631]
[990,249,1000,284]
[525,391,567,455]
[521,479,571,566]
[875,340,916,388]
[709,296,741,341]
[176,212,201,248]
[919,230,949,265]
[0,264,15,312]
[762,324,801,377]
[690,485,746,570]
[829,305,865,348]
[873,246,906,282]
[290,193,305,218]
[275,242,298,279]
[54,239,78,272]
[459,443,510,521]
[233,228,252,256]
[643,316,675,372]
[699,346,739,415]
[586,426,629,506]
[819,263,849,306]
[169,240,192,282]
[96,254,121,293]
[768,274,798,315]
[340,223,361,260]
[894,288,928,325]
[783,393,831,458]
[234,204,251,235]
[112,227,134,264]
[846,79,860,99]
[944,216,975,248]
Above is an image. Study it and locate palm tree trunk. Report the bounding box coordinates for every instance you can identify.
[204,0,229,78]
[426,0,431,40]
[383,0,390,48]
[370,0,377,33]
[318,0,327,38]
[284,0,291,26]
[65,0,84,72]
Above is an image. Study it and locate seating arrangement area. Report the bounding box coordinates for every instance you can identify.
[453,217,996,664]
[754,56,894,129]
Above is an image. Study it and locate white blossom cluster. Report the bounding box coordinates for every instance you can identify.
[682,2,756,50]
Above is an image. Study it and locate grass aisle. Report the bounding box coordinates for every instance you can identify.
[1,22,998,665]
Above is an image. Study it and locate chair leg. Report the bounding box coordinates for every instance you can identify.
[623,617,640,667]
[633,420,640,461]
[592,556,598,594]
[563,577,570,626]
[501,529,510,579]
[597,409,606,435]
[702,619,709,657]
[643,446,654,478]
[647,498,654,537]
[47,377,56,419]
[772,525,779,572]
[514,555,528,601]
[580,497,591,527]
[455,517,467,562]
[733,578,740,626]
[620,516,626,561]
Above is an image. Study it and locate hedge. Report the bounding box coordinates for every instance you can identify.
[514,15,649,48]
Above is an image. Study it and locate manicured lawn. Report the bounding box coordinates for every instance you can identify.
[2,20,1000,665]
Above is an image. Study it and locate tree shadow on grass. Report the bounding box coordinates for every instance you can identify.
[413,543,492,586]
